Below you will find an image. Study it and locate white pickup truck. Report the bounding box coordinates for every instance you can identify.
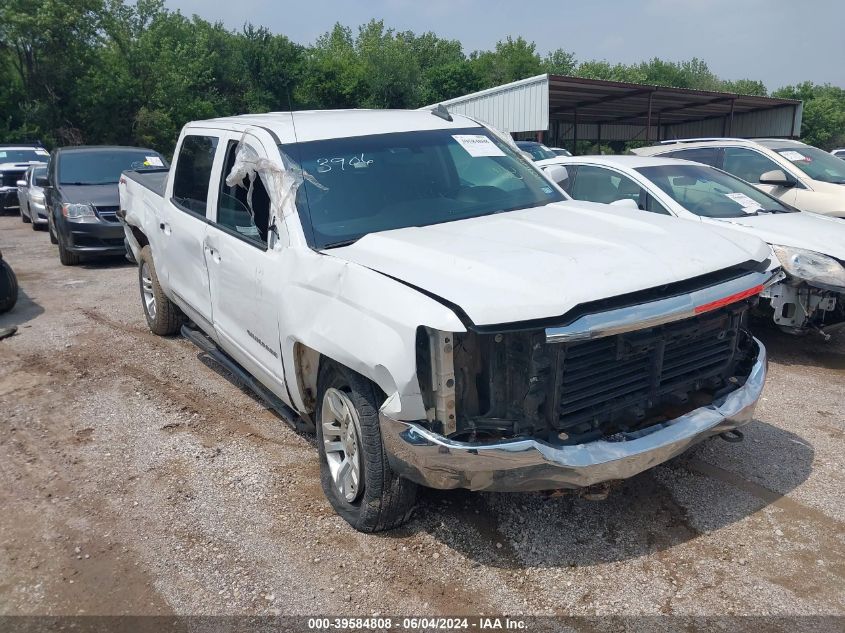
[119,109,776,532]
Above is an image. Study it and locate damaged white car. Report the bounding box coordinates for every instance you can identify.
[119,110,776,532]
[538,155,845,337]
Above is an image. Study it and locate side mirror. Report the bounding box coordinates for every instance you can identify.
[543,164,569,185]
[759,169,795,188]
[610,198,640,210]
[16,180,26,187]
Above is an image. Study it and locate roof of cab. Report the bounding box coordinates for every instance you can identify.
[191,109,484,144]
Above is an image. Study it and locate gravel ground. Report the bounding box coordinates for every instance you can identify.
[1,213,844,618]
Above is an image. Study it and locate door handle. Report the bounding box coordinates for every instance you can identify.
[203,240,222,264]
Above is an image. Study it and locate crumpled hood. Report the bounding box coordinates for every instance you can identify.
[58,184,119,208]
[326,202,771,326]
[706,212,845,261]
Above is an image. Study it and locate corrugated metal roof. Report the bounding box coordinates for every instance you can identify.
[422,74,549,133]
[424,74,802,141]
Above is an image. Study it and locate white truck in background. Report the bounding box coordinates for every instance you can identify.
[119,109,776,532]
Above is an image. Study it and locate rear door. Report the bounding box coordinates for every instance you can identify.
[204,130,288,399]
[161,130,224,330]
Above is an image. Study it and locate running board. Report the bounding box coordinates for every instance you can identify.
[180,325,313,433]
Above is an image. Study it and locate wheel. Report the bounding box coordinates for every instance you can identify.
[0,259,19,314]
[57,234,81,266]
[21,207,30,223]
[316,361,417,532]
[48,215,58,244]
[138,245,184,335]
[31,218,42,231]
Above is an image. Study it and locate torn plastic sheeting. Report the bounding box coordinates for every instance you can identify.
[225,131,326,221]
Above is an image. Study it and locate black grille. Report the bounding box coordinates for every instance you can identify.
[555,308,739,434]
[453,302,753,442]
[95,205,120,222]
[2,170,25,187]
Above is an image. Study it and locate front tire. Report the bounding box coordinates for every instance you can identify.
[48,215,58,244]
[138,245,183,335]
[57,234,80,266]
[0,259,19,314]
[21,208,30,223]
[316,361,417,532]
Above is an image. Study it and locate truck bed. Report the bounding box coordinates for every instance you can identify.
[122,168,168,198]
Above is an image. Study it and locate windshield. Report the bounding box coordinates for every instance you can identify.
[59,149,166,185]
[771,145,845,184]
[289,128,564,248]
[516,142,557,161]
[636,163,794,218]
[0,148,47,163]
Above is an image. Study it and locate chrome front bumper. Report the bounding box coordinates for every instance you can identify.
[382,338,767,492]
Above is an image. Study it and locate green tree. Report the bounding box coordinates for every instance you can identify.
[774,82,845,148]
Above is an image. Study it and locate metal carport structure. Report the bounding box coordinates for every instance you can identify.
[425,74,802,150]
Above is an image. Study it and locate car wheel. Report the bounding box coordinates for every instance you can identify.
[316,361,417,532]
[21,208,30,223]
[0,259,19,314]
[138,245,184,335]
[57,234,81,266]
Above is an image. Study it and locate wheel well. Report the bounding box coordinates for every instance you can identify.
[293,344,391,415]
[293,342,320,414]
[131,226,149,248]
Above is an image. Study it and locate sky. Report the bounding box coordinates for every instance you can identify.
[165,0,845,91]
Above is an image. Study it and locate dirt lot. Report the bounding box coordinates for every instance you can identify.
[1,213,844,618]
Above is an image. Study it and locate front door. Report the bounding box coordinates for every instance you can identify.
[204,132,288,401]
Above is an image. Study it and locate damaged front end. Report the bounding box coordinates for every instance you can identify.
[761,246,845,337]
[383,273,772,492]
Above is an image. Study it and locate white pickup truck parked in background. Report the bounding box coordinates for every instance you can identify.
[119,109,776,532]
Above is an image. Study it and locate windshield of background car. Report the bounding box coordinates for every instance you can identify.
[636,163,793,218]
[517,142,557,161]
[58,149,167,185]
[0,149,47,163]
[289,127,565,248]
[771,145,845,183]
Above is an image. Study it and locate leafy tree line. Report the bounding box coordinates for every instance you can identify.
[1,0,843,154]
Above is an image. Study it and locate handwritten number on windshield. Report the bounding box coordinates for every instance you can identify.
[316,154,373,173]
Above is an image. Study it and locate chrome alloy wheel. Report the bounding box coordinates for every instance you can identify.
[321,387,363,503]
[140,261,157,321]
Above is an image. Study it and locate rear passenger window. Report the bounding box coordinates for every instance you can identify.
[215,141,270,247]
[664,147,721,168]
[172,135,218,216]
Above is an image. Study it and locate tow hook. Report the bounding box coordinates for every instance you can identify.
[719,429,744,443]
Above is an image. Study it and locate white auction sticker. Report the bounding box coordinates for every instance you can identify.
[144,156,164,167]
[452,135,506,157]
[724,192,762,213]
[779,150,807,162]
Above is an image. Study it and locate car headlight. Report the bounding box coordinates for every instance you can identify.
[771,245,845,289]
[31,193,45,203]
[62,203,96,220]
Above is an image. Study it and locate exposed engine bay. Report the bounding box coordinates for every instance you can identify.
[761,281,844,336]
[417,300,760,445]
